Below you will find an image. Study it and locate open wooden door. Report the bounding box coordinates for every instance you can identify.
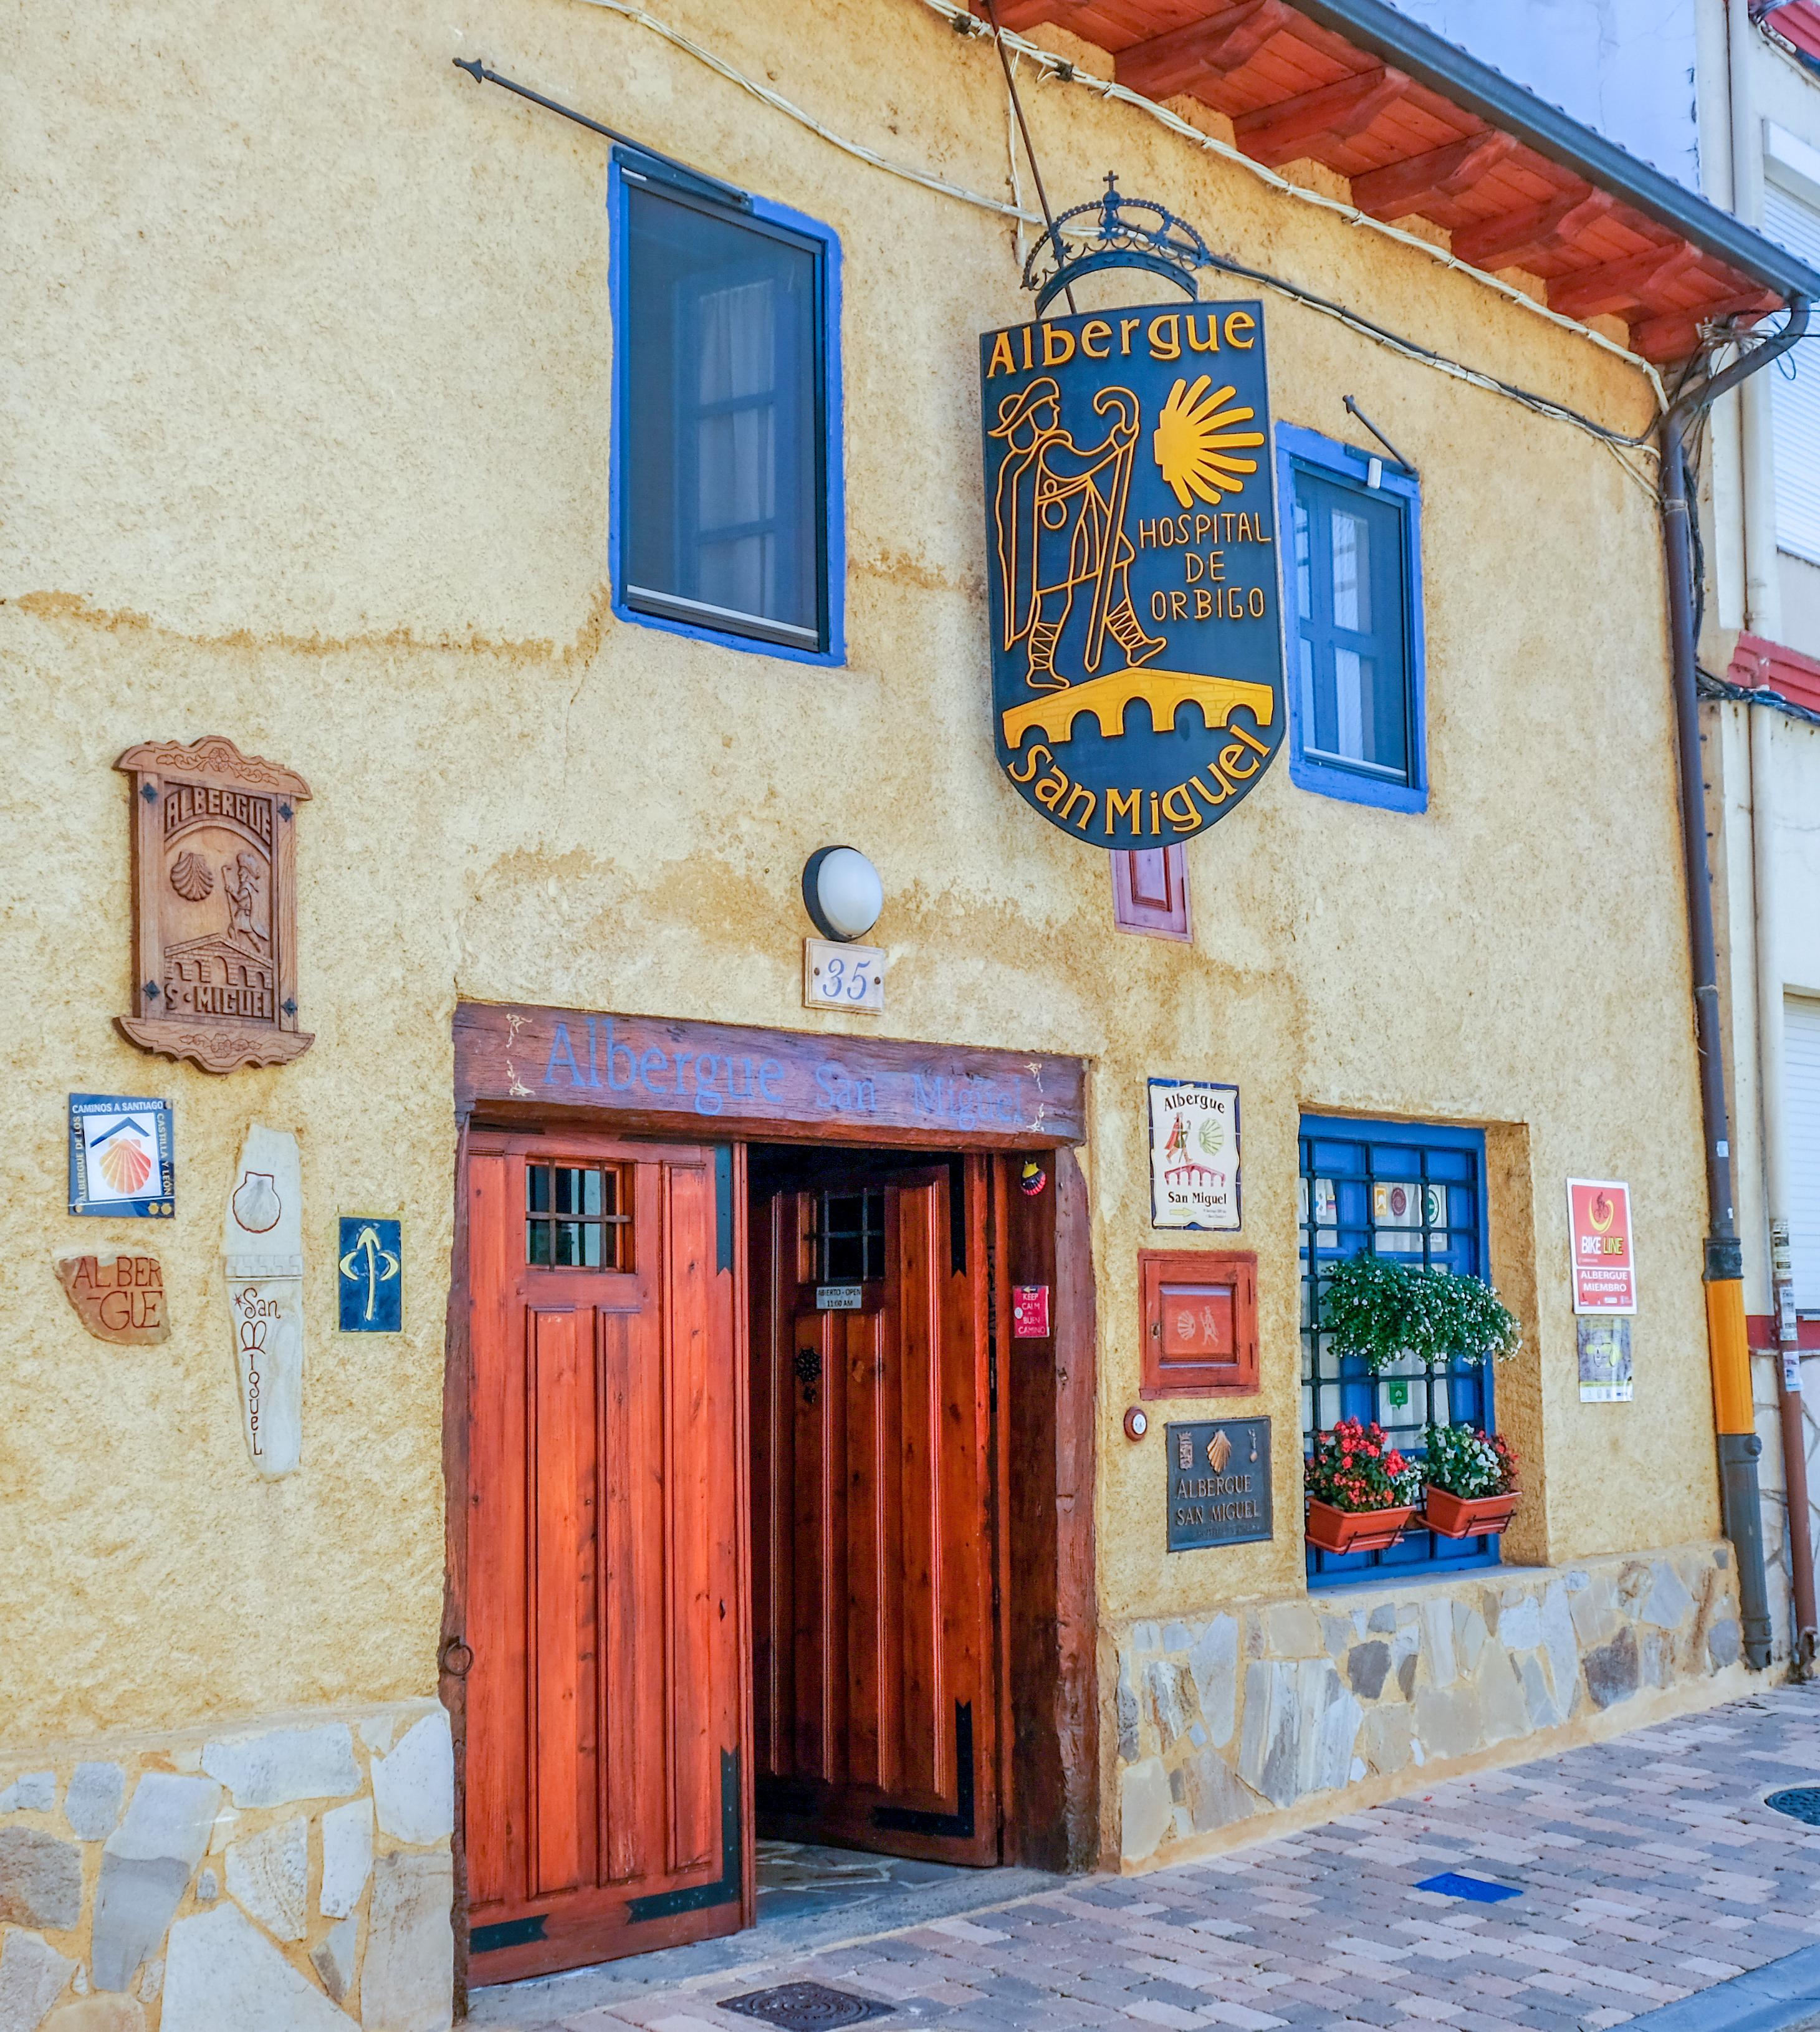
[462,1131,750,1983]
[750,1156,999,1865]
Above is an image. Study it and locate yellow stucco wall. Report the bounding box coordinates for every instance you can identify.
[3,0,1715,1754]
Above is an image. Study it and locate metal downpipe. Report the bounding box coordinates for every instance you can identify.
[1659,295,1811,1670]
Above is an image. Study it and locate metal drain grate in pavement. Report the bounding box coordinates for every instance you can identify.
[1766,1786,1820,1824]
[719,1980,897,2029]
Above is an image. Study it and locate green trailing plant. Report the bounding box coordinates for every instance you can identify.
[1421,1421,1518,1498]
[1318,1252,1521,1374]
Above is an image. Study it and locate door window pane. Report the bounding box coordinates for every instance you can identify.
[526,1163,630,1271]
[810,1188,885,1283]
[623,180,823,648]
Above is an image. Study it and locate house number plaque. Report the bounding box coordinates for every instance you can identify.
[115,736,313,1074]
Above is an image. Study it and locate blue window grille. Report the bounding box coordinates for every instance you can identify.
[609,149,843,664]
[1276,425,1425,813]
[1299,1116,1497,1583]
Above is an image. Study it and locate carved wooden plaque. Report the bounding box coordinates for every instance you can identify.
[115,737,312,1073]
[56,1254,170,1344]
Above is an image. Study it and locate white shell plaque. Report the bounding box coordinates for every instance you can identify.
[224,1124,304,1476]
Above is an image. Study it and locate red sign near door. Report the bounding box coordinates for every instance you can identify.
[1012,1285,1051,1338]
[1567,1179,1636,1315]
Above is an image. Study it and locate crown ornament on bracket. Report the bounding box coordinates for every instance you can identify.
[1023,173,1213,315]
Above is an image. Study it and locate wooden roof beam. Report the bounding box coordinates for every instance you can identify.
[1233,63,1412,168]
[1348,130,1518,221]
[1629,284,1783,360]
[1117,0,1296,98]
[972,0,1073,32]
[1449,187,1612,269]
[1548,239,1702,320]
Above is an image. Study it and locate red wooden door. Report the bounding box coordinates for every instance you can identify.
[462,1133,750,1983]
[750,1159,999,1864]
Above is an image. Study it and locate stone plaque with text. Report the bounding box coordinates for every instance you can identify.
[1166,1416,1272,1551]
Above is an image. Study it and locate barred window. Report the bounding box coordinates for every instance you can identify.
[1299,1116,1496,1581]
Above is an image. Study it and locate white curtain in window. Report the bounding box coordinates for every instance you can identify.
[694,277,778,618]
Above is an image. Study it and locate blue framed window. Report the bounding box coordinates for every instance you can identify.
[1299,1116,1498,1583]
[609,149,843,663]
[1276,425,1425,812]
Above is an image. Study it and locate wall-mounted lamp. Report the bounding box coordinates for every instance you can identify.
[802,846,883,943]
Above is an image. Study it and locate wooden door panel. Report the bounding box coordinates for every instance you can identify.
[893,1180,941,1805]
[663,1158,719,1876]
[464,1136,750,1985]
[751,1161,997,1865]
[598,1300,661,1889]
[843,1292,887,1796]
[749,1194,785,1781]
[529,1303,595,1898]
[467,1151,526,1913]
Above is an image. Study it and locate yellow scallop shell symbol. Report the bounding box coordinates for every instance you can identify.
[1152,375,1266,507]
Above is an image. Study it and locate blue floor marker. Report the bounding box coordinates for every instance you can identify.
[1415,1871,1521,1903]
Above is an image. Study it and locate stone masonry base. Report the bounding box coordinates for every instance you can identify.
[0,1697,454,2031]
[1114,1540,1752,1870]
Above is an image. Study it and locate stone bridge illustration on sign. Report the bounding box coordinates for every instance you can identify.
[991,371,1273,748]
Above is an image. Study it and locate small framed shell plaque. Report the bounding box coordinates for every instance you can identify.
[115,737,313,1074]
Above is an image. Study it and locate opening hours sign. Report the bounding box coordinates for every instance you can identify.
[1567,1178,1636,1314]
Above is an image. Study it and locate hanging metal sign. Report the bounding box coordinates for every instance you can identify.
[980,300,1283,848]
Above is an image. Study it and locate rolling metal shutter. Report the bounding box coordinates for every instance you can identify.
[1788,995,1820,1313]
[1764,184,1820,567]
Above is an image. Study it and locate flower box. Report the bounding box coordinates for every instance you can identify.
[1423,1485,1520,1538]
[1305,1497,1415,1554]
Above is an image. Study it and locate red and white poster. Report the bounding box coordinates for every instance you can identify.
[1567,1179,1637,1315]
[1012,1285,1051,1338]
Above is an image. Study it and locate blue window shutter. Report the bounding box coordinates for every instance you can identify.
[1276,424,1427,814]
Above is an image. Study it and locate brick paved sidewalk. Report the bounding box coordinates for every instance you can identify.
[481,1682,1820,2032]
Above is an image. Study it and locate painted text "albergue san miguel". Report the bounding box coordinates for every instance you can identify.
[985,309,1258,377]
[1010,719,1272,838]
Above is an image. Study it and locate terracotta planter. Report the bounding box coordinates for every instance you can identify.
[1423,1485,1520,1538]
[1305,1497,1415,1553]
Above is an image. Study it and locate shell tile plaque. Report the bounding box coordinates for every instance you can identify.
[115,736,313,1074]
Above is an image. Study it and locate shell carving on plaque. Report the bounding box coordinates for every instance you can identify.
[231,1171,282,1235]
[169,850,214,901]
[115,737,313,1074]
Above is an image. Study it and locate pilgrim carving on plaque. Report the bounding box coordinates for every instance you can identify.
[115,737,313,1073]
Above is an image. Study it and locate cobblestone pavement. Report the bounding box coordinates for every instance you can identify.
[481,1682,1820,2031]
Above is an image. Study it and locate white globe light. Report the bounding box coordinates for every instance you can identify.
[806,846,883,942]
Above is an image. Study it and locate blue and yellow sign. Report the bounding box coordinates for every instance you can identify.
[981,301,1283,846]
[337,1216,401,1333]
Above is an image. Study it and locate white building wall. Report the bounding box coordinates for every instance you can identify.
[1384,0,1702,186]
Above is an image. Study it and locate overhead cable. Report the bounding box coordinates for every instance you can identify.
[564,0,1664,400]
[909,0,1670,408]
[532,0,1666,470]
